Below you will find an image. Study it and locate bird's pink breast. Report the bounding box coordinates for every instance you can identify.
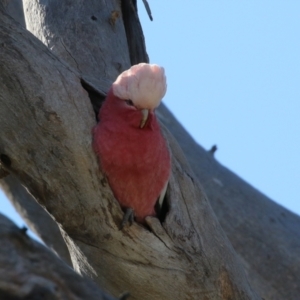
[93,94,171,223]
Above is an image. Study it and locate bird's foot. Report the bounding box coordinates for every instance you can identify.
[120,208,134,230]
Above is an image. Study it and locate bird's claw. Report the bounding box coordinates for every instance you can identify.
[120,208,134,229]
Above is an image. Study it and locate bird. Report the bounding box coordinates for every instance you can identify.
[93,63,171,226]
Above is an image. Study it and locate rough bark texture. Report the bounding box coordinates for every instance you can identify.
[156,105,300,300]
[0,213,115,300]
[0,3,259,300]
[0,175,72,265]
[1,1,299,300]
[0,0,73,266]
[23,0,129,94]
[1,0,25,27]
[121,0,149,65]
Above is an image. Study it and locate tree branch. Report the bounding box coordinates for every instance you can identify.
[121,0,149,64]
[157,104,300,300]
[0,4,259,300]
[7,1,299,299]
[0,0,74,266]
[0,213,115,300]
[0,175,72,265]
[1,0,25,27]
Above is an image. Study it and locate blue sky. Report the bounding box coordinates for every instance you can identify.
[138,1,300,215]
[0,1,299,231]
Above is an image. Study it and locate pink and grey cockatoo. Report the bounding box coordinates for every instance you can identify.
[93,63,171,226]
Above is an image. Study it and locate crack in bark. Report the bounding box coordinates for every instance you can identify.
[60,38,80,71]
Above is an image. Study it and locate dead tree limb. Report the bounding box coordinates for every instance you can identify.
[0,4,259,300]
[2,1,299,300]
[157,104,300,300]
[0,213,115,300]
[0,175,72,265]
[0,0,72,265]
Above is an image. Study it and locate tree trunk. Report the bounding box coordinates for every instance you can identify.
[157,104,300,300]
[0,212,115,300]
[0,0,73,266]
[0,1,259,299]
[1,1,299,300]
[0,175,72,265]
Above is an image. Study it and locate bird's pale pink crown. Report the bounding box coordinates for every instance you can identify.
[112,63,167,110]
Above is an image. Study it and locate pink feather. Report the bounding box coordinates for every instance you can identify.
[93,63,171,223]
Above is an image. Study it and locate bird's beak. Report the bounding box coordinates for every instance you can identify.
[140,109,149,128]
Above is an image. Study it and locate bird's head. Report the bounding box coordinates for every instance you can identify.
[111,63,167,128]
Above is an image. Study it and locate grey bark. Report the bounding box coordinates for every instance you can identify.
[0,3,259,300]
[0,175,72,265]
[0,0,72,265]
[1,0,25,27]
[0,212,115,300]
[2,1,299,300]
[157,104,300,300]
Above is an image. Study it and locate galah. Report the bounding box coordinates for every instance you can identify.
[93,63,171,226]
